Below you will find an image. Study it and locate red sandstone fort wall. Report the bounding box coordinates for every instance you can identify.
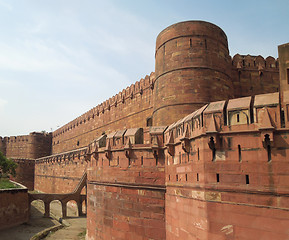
[34,127,166,240]
[12,159,35,190]
[52,73,155,155]
[153,21,234,126]
[34,148,88,193]
[1,132,51,159]
[1,23,280,161]
[0,186,29,231]
[1,20,287,240]
[86,127,166,240]
[164,91,289,239]
[165,130,289,239]
[231,54,279,98]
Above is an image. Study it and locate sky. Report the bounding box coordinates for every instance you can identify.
[0,0,288,136]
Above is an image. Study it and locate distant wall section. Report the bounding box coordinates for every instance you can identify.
[35,148,88,193]
[52,74,155,154]
[1,132,52,159]
[12,159,35,191]
[231,54,279,98]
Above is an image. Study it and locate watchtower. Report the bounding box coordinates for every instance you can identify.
[153,21,233,126]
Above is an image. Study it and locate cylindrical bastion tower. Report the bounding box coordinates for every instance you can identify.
[152,21,234,126]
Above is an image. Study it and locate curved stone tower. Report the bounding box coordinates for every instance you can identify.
[152,21,234,126]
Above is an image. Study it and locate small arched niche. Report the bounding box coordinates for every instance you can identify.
[229,111,249,126]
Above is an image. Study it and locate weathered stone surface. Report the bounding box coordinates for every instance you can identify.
[1,20,288,239]
[0,187,29,231]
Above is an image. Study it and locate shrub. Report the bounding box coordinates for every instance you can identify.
[0,151,17,178]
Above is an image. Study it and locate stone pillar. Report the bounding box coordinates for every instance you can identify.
[62,202,67,218]
[44,202,50,218]
[78,201,83,216]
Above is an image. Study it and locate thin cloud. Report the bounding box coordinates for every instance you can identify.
[0,0,12,11]
[0,0,287,137]
[0,98,7,109]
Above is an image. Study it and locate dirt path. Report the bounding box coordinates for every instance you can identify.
[44,201,86,240]
[45,217,86,240]
[0,200,86,240]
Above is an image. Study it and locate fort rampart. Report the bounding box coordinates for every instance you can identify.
[12,158,35,190]
[1,20,288,239]
[33,89,289,239]
[47,21,279,158]
[34,147,88,193]
[163,91,289,239]
[51,73,155,154]
[0,132,51,159]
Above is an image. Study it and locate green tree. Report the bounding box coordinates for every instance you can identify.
[0,151,17,178]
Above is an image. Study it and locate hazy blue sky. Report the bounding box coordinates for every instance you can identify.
[0,0,288,136]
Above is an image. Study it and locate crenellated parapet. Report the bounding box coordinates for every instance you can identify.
[0,132,52,159]
[86,127,165,185]
[163,90,289,193]
[232,54,278,70]
[84,126,166,240]
[165,91,282,144]
[36,147,88,164]
[231,54,279,98]
[34,147,88,193]
[52,73,155,154]
[53,73,155,138]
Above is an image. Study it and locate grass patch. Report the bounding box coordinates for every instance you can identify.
[0,178,17,189]
[78,229,86,239]
[29,190,42,194]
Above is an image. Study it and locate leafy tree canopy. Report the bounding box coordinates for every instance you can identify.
[0,151,17,177]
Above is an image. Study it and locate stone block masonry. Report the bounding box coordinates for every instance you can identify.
[50,21,279,155]
[1,20,288,239]
[35,147,88,193]
[1,132,52,159]
[0,184,29,231]
[85,127,166,240]
[12,158,35,190]
[164,90,289,239]
[52,73,155,155]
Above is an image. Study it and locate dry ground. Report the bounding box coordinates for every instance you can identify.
[0,200,86,240]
